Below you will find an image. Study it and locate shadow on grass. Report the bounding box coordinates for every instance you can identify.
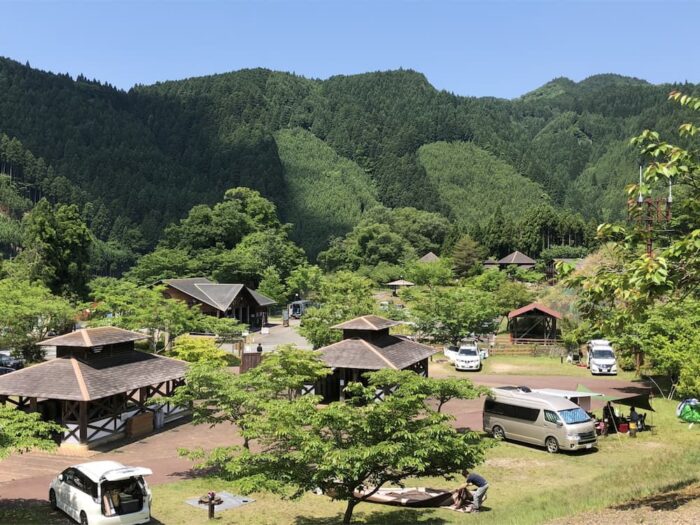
[294,507,450,525]
[0,498,167,524]
[613,478,700,511]
[497,438,598,456]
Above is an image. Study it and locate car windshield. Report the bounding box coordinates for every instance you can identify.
[592,349,614,359]
[558,408,590,424]
[458,348,478,356]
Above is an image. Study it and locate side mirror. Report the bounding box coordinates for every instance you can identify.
[58,474,64,482]
[556,421,563,428]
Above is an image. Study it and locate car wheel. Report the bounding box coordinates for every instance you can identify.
[545,436,559,454]
[49,489,57,510]
[492,425,505,440]
[80,510,89,525]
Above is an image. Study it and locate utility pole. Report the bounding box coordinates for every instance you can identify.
[629,165,673,257]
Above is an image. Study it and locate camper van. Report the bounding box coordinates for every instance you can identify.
[483,387,598,453]
[587,339,618,375]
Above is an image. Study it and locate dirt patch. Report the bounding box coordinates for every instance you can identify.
[549,483,700,524]
[488,363,537,374]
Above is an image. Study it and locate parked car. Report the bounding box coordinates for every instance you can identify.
[0,366,16,375]
[588,346,618,375]
[455,345,482,371]
[479,347,489,360]
[443,345,460,362]
[483,388,597,453]
[0,354,23,370]
[49,461,152,525]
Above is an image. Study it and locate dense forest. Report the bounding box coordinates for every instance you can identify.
[0,57,697,261]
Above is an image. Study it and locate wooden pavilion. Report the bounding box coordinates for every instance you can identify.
[386,279,415,296]
[507,303,562,344]
[418,252,440,263]
[0,327,188,450]
[316,315,437,402]
[496,251,536,270]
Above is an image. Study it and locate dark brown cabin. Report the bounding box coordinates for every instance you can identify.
[159,277,275,328]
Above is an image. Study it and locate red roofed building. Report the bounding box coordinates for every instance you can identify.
[507,303,562,344]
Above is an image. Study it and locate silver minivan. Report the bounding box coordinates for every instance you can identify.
[483,387,598,453]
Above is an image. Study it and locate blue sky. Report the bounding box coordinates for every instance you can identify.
[1,0,697,99]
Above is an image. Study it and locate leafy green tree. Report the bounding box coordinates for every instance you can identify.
[125,248,195,285]
[299,272,374,348]
[214,228,306,286]
[169,335,229,366]
[0,406,63,459]
[193,367,487,524]
[566,91,700,394]
[404,258,454,286]
[492,280,535,314]
[318,222,414,272]
[452,234,487,278]
[257,266,287,305]
[172,345,328,449]
[22,199,92,297]
[285,264,323,301]
[412,286,500,345]
[0,279,75,361]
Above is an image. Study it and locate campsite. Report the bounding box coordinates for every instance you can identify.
[2,2,700,524]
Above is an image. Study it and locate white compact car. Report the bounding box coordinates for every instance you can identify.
[455,345,482,371]
[443,345,460,362]
[49,461,152,525]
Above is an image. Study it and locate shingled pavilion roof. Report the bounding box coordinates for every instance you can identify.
[319,335,437,371]
[498,251,536,266]
[332,315,402,331]
[160,277,276,312]
[508,302,563,320]
[0,351,188,401]
[418,252,440,263]
[38,327,147,347]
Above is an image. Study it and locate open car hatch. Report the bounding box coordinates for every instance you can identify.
[100,467,153,482]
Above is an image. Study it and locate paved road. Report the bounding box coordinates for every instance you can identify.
[248,320,312,351]
[0,421,243,501]
[0,369,648,502]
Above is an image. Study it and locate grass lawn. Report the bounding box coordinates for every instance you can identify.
[431,354,638,381]
[2,400,698,525]
[145,399,699,524]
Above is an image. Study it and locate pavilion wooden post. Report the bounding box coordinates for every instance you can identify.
[29,397,38,412]
[79,401,88,444]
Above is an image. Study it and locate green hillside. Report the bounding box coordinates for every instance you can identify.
[0,56,697,258]
[275,128,379,258]
[417,141,547,228]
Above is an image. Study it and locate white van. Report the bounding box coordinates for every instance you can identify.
[483,387,597,453]
[49,461,152,525]
[587,340,618,375]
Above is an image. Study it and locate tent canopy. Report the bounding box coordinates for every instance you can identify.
[576,384,655,412]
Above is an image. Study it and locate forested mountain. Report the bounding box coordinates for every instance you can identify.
[0,56,697,259]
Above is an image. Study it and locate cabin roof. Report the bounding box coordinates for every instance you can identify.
[331,315,402,331]
[0,351,187,401]
[508,302,563,320]
[498,251,536,265]
[319,335,437,371]
[161,277,275,311]
[38,327,147,347]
